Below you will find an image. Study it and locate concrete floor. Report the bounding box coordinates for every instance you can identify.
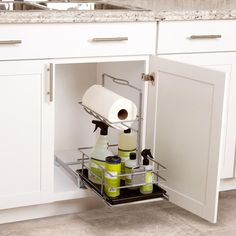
[1,190,236,236]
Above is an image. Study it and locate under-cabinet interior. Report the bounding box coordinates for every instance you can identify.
[53,59,148,199]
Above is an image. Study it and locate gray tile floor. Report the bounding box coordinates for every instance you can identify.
[1,190,236,236]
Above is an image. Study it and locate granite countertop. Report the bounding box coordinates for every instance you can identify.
[0,1,155,24]
[1,0,236,24]
[0,10,155,24]
[112,0,236,21]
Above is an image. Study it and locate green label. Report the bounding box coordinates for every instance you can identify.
[88,159,105,184]
[118,149,136,175]
[104,169,121,198]
[140,171,153,194]
[125,167,132,186]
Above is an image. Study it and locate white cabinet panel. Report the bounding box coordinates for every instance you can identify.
[159,53,236,179]
[148,56,226,223]
[0,61,53,209]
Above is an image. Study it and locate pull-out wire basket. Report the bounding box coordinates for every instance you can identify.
[55,72,168,206]
[76,146,168,206]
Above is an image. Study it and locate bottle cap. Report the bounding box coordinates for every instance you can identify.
[106,155,121,164]
[130,152,136,160]
[124,128,131,134]
[143,157,149,165]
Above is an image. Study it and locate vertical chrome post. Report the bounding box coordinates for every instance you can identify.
[48,63,54,102]
[137,90,142,164]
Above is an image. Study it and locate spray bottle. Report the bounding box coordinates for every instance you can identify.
[88,120,113,185]
[140,149,154,194]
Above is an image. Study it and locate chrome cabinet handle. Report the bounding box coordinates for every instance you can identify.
[47,64,54,102]
[0,40,22,45]
[188,35,222,40]
[91,37,128,42]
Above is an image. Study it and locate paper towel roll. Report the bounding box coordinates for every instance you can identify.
[82,85,137,130]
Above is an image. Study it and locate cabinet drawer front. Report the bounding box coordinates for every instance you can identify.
[157,20,236,54]
[0,23,156,60]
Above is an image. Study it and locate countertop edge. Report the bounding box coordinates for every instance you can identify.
[155,9,236,21]
[0,10,156,24]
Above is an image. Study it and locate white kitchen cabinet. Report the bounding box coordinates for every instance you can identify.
[0,21,229,224]
[0,61,54,210]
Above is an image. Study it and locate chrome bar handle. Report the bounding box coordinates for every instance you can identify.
[188,35,222,40]
[0,40,22,45]
[48,63,54,102]
[91,37,128,42]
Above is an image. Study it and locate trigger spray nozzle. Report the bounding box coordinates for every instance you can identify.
[141,149,154,165]
[92,120,109,135]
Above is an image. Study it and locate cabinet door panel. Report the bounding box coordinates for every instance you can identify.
[159,53,236,180]
[0,62,43,209]
[148,56,226,223]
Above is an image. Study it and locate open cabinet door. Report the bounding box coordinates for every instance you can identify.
[148,56,227,223]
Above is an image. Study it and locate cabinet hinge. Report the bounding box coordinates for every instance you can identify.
[141,73,155,85]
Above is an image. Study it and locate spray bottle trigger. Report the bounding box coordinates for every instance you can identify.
[141,149,154,159]
[92,120,98,133]
[92,120,109,135]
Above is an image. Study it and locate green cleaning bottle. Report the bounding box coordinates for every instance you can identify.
[88,120,113,185]
[140,149,154,195]
[105,155,121,198]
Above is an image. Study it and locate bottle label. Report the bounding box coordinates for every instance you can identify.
[108,187,117,193]
[125,167,132,182]
[105,170,120,197]
[89,159,105,184]
[140,171,154,193]
[105,171,118,180]
[118,149,136,175]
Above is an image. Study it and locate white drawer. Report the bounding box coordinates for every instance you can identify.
[157,20,236,54]
[0,22,156,60]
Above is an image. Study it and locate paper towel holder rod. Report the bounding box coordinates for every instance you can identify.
[102,73,142,92]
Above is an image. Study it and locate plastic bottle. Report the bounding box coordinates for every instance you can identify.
[88,120,113,185]
[140,149,154,194]
[105,156,121,198]
[118,128,137,175]
[125,153,139,190]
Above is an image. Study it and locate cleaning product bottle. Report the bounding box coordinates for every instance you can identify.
[88,120,113,185]
[125,153,139,190]
[118,128,137,175]
[140,149,154,195]
[105,155,121,198]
